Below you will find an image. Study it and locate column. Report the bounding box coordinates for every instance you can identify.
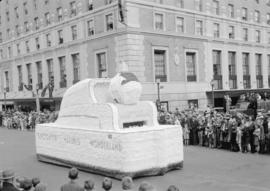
[262,52,268,88]
[53,54,60,90]
[221,48,229,90]
[66,53,73,87]
[250,52,256,89]
[236,48,244,89]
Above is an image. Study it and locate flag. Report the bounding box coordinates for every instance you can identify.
[41,85,48,97]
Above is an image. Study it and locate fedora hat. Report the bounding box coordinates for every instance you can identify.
[0,170,15,180]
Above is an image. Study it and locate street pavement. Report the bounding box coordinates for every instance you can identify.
[0,128,269,191]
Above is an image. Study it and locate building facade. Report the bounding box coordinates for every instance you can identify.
[0,0,270,111]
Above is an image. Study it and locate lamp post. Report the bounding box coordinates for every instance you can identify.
[3,87,7,112]
[35,84,40,113]
[210,79,215,108]
[156,79,161,111]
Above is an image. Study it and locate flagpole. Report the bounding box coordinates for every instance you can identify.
[36,84,40,113]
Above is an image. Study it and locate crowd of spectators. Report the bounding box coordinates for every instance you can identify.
[158,105,270,154]
[0,109,58,130]
[0,167,179,191]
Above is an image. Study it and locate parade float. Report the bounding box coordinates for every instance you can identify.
[35,71,183,179]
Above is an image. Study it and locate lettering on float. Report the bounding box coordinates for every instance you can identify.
[89,139,122,152]
[37,132,122,151]
[37,133,58,142]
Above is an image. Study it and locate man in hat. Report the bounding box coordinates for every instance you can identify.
[60,167,84,191]
[0,170,20,191]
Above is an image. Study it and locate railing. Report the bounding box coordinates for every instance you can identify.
[155,75,167,82]
[213,75,222,89]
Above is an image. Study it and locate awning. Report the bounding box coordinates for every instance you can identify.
[206,88,270,98]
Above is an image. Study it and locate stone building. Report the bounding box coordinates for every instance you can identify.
[0,0,270,111]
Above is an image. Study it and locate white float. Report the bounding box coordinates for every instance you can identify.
[35,72,183,179]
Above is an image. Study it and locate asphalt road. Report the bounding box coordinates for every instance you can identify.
[0,128,269,191]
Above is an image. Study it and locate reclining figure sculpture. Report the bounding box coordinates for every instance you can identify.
[35,72,183,179]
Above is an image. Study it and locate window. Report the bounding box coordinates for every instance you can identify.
[47,59,54,82]
[26,63,32,86]
[105,13,114,31]
[25,41,30,53]
[35,37,40,50]
[15,25,20,36]
[57,7,63,22]
[23,2,28,15]
[72,53,80,83]
[154,13,164,30]
[186,52,197,82]
[87,19,95,36]
[59,56,66,88]
[105,0,113,5]
[71,25,77,40]
[213,23,220,38]
[8,46,12,58]
[4,71,9,91]
[0,33,2,43]
[268,32,270,44]
[6,29,10,38]
[88,0,93,10]
[46,33,51,47]
[45,12,50,26]
[16,43,20,55]
[154,49,167,82]
[24,22,29,33]
[6,11,9,22]
[15,7,19,19]
[195,20,203,35]
[58,30,64,44]
[195,0,202,11]
[228,52,237,89]
[212,50,222,89]
[0,49,3,59]
[70,1,77,17]
[176,17,184,33]
[242,53,250,89]
[242,8,248,21]
[254,10,260,23]
[96,52,107,78]
[242,28,248,41]
[213,0,219,15]
[34,17,39,30]
[267,13,270,25]
[176,0,184,8]
[242,53,249,76]
[268,55,270,87]
[36,61,43,89]
[256,54,263,88]
[33,0,37,9]
[17,66,23,91]
[255,30,261,43]
[228,4,234,18]
[228,26,235,39]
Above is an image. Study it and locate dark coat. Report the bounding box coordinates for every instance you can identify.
[1,182,20,191]
[60,180,84,191]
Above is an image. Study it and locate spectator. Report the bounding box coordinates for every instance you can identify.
[0,170,20,191]
[121,176,133,191]
[34,184,47,191]
[60,167,84,191]
[138,182,156,191]
[32,177,40,189]
[22,179,32,191]
[84,179,95,191]
[102,177,112,191]
[167,185,179,191]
